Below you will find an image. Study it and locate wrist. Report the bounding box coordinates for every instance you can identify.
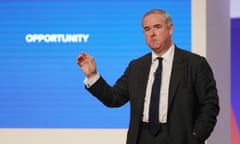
[84,72,100,88]
[86,71,97,79]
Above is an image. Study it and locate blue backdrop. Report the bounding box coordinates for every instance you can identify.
[0,0,191,128]
[231,18,240,136]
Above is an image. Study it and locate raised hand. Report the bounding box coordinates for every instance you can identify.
[76,52,97,78]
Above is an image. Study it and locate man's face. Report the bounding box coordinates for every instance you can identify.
[142,13,173,55]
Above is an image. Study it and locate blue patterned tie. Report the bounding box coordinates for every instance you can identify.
[149,57,163,135]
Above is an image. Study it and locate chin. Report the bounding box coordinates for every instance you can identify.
[152,46,161,51]
[150,43,160,48]
[153,48,163,54]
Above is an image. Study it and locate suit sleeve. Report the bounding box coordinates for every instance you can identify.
[192,57,220,141]
[86,65,130,108]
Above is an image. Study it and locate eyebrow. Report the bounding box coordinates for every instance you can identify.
[143,26,150,30]
[153,24,162,27]
[143,24,162,31]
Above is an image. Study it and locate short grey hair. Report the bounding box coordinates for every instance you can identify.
[142,9,172,25]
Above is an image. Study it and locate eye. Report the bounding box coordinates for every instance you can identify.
[143,26,150,32]
[154,24,162,28]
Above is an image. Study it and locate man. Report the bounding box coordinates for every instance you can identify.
[76,9,219,144]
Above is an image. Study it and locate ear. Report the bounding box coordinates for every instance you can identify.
[168,23,174,35]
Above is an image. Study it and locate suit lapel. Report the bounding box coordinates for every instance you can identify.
[138,53,152,115]
[168,48,185,108]
[142,55,152,87]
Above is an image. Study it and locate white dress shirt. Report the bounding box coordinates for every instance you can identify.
[84,72,100,88]
[84,44,175,123]
[142,44,175,123]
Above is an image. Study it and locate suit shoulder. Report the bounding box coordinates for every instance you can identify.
[175,47,213,73]
[129,52,151,65]
[176,47,206,63]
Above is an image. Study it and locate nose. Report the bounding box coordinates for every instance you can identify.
[149,28,156,37]
[150,29,156,37]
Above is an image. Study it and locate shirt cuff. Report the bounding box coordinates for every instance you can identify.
[83,73,100,88]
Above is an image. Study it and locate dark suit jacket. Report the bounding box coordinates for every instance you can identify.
[87,47,219,144]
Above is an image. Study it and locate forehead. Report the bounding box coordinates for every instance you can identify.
[142,13,165,26]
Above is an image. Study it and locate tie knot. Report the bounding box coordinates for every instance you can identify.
[156,57,163,62]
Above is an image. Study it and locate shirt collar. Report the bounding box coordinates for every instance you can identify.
[151,43,175,63]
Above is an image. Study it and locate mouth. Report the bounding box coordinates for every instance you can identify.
[151,39,158,42]
[151,40,159,44]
